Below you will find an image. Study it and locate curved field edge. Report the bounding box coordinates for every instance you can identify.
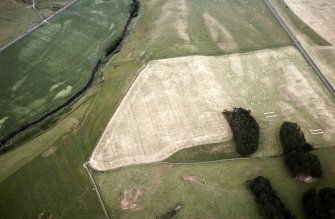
[269,0,335,89]
[0,0,332,217]
[0,0,132,143]
[93,148,335,219]
[90,47,335,171]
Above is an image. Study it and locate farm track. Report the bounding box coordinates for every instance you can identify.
[0,0,79,52]
[0,0,139,149]
[264,0,335,97]
[83,163,111,219]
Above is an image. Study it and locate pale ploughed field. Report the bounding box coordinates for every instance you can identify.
[272,0,335,88]
[90,46,335,171]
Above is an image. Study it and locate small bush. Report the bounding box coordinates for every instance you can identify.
[247,176,296,219]
[302,187,335,219]
[223,108,259,156]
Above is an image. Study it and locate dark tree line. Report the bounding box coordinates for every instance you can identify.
[223,108,259,156]
[247,176,296,219]
[105,0,140,56]
[130,0,140,18]
[302,187,335,219]
[280,122,322,178]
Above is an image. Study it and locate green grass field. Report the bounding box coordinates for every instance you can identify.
[0,0,72,47]
[0,0,131,141]
[122,0,291,61]
[0,0,334,218]
[94,148,335,219]
[0,0,40,47]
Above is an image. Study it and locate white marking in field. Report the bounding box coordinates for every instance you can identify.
[50,82,65,92]
[0,117,9,129]
[266,115,277,119]
[310,129,321,132]
[311,132,324,135]
[264,112,275,115]
[53,85,72,99]
[12,75,28,91]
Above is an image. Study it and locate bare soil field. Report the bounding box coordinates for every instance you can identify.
[270,0,335,88]
[90,46,335,171]
[284,0,335,45]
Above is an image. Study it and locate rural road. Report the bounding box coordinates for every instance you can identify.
[263,0,335,97]
[0,0,79,52]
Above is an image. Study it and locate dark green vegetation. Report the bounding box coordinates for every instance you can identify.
[0,0,72,47]
[223,108,259,156]
[302,187,335,219]
[95,148,335,218]
[0,0,334,218]
[164,141,239,163]
[0,0,135,217]
[280,121,312,154]
[0,0,131,144]
[248,176,296,219]
[280,122,322,178]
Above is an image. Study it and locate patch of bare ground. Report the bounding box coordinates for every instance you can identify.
[151,0,194,48]
[209,144,230,154]
[203,12,238,52]
[295,175,319,184]
[120,188,143,211]
[65,118,79,135]
[38,211,53,219]
[41,146,57,158]
[181,174,206,185]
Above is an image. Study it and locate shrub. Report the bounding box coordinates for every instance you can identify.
[302,187,335,219]
[223,108,259,156]
[247,176,296,219]
[279,122,322,178]
[284,151,322,178]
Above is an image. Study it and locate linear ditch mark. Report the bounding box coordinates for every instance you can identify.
[0,0,140,151]
[0,0,79,52]
[263,0,335,97]
[83,162,112,219]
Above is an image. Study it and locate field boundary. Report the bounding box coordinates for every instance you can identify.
[95,145,335,173]
[83,163,111,219]
[263,0,335,97]
[0,0,140,150]
[0,0,79,52]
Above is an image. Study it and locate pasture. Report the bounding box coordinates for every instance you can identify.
[94,148,335,219]
[122,0,291,60]
[1,0,335,217]
[0,0,131,141]
[90,46,335,171]
[0,0,72,47]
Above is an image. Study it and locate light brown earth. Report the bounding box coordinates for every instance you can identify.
[284,0,335,44]
[120,188,143,211]
[151,0,194,49]
[90,46,335,171]
[203,12,238,52]
[181,175,206,185]
[271,0,335,88]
